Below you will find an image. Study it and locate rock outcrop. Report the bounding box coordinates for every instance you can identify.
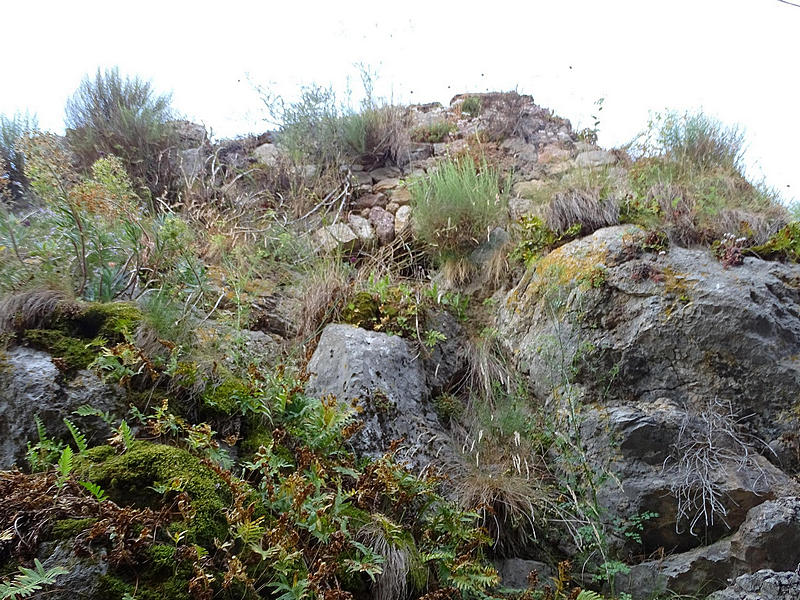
[0,347,126,470]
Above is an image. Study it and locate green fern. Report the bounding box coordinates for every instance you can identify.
[63,418,87,455]
[576,591,605,600]
[118,420,135,452]
[79,480,108,502]
[0,559,69,599]
[56,446,73,487]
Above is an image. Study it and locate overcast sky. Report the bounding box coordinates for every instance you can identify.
[3,0,799,202]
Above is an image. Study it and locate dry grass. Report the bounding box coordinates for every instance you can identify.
[297,257,355,344]
[0,289,80,335]
[358,514,421,600]
[440,257,477,289]
[545,189,620,235]
[665,397,768,537]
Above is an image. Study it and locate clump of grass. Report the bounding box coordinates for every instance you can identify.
[409,157,507,267]
[297,256,354,343]
[0,289,79,335]
[461,96,482,117]
[65,67,177,204]
[411,121,457,143]
[625,110,788,245]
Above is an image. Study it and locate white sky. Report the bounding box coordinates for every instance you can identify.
[3,0,799,202]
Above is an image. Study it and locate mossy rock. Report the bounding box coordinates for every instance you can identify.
[78,441,231,547]
[50,517,97,540]
[341,291,381,330]
[201,376,252,415]
[20,302,142,372]
[22,328,98,370]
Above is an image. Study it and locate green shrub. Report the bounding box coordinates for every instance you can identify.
[461,96,482,117]
[65,67,177,204]
[411,121,457,143]
[410,157,507,263]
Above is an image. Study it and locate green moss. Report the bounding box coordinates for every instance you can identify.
[201,376,252,415]
[50,517,96,540]
[22,328,98,370]
[19,302,142,371]
[341,285,419,338]
[79,441,231,547]
[342,291,381,330]
[747,222,800,262]
[77,302,142,341]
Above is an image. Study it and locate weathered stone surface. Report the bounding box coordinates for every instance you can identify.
[499,225,800,455]
[501,137,538,163]
[385,201,400,214]
[621,498,800,599]
[347,214,376,245]
[306,324,442,466]
[368,206,396,245]
[575,149,618,168]
[407,142,433,161]
[374,178,400,193]
[170,120,207,149]
[352,171,374,187]
[493,558,554,589]
[312,223,359,253]
[369,166,402,181]
[422,311,467,395]
[353,192,386,210]
[708,569,800,600]
[536,144,573,164]
[38,541,108,600]
[389,187,412,205]
[508,197,538,221]
[395,205,412,234]
[253,142,282,166]
[581,400,798,556]
[179,148,206,179]
[0,347,126,469]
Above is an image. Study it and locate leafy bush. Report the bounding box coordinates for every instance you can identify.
[65,67,177,204]
[0,112,37,204]
[410,157,507,264]
[460,96,482,117]
[261,76,409,168]
[411,121,457,143]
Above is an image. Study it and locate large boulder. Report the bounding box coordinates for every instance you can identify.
[498,226,800,464]
[0,347,126,469]
[305,324,445,467]
[708,570,800,600]
[621,497,800,599]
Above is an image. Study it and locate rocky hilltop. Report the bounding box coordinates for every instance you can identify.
[2,82,800,600]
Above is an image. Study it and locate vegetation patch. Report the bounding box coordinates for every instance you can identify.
[411,121,457,143]
[78,441,231,546]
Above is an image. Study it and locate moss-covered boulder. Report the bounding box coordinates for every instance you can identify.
[79,442,231,547]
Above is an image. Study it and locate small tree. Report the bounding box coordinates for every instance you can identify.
[65,67,177,206]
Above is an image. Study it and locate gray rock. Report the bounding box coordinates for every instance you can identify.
[348,214,376,246]
[38,541,108,600]
[179,148,206,179]
[312,223,359,253]
[501,137,538,163]
[253,142,282,166]
[306,324,443,467]
[709,570,800,600]
[407,142,433,162]
[369,166,402,181]
[395,205,412,235]
[368,207,396,245]
[493,558,554,589]
[353,192,387,210]
[621,497,800,599]
[374,178,400,193]
[498,225,800,458]
[0,347,126,469]
[508,197,539,221]
[575,149,618,168]
[422,311,467,395]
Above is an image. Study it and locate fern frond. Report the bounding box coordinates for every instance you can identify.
[576,591,605,600]
[63,418,87,455]
[79,480,108,502]
[0,559,69,599]
[57,446,73,482]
